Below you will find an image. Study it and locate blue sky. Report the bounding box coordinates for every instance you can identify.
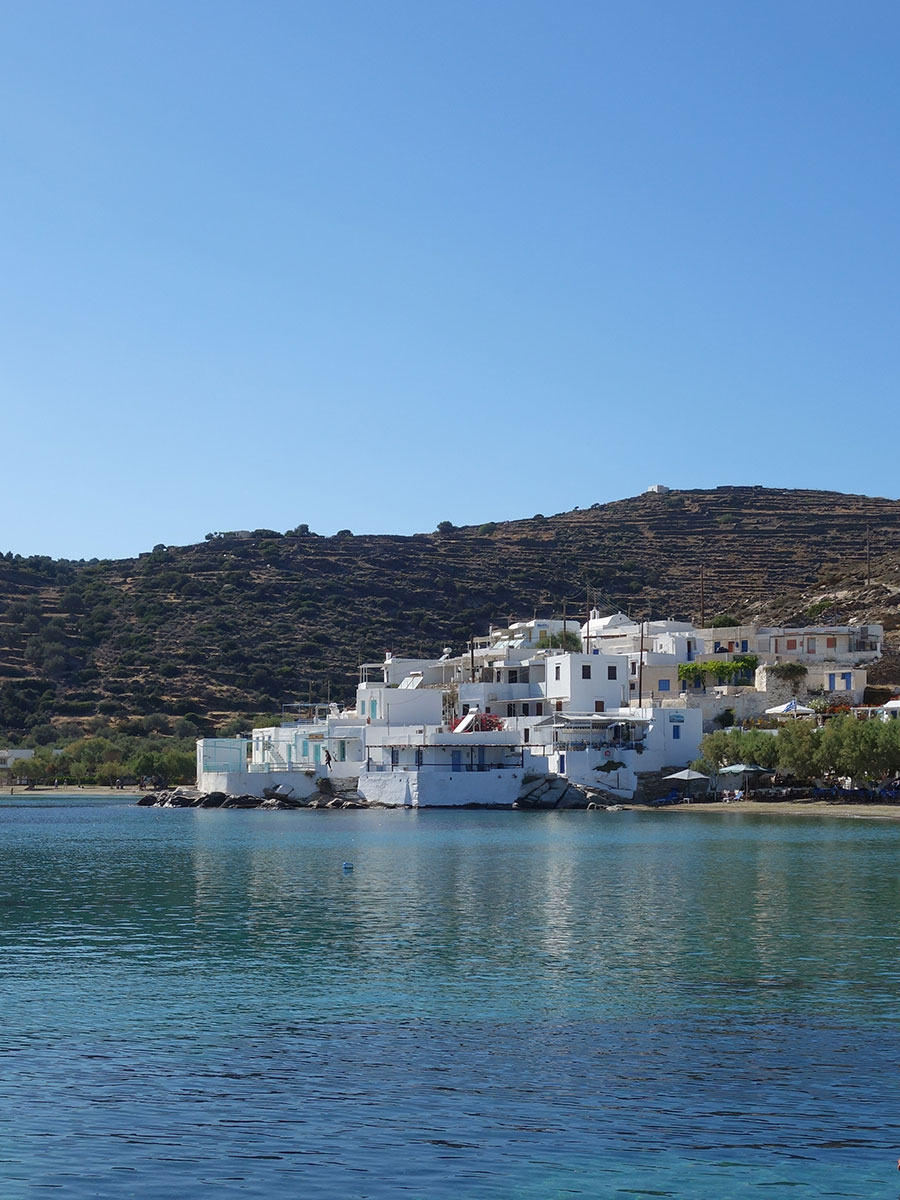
[2,1,898,559]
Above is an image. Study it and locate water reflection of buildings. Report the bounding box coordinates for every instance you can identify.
[184,812,898,1016]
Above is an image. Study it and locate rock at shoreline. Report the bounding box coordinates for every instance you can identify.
[136,788,371,811]
[198,791,228,808]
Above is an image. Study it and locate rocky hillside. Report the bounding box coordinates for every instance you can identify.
[2,486,900,740]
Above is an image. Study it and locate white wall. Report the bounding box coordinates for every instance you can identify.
[196,769,320,799]
[358,768,524,807]
[197,738,248,775]
[356,685,443,725]
[544,653,628,711]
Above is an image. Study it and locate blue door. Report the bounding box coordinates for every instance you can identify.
[559,753,566,775]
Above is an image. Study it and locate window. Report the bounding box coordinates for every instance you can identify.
[607,665,617,680]
[630,661,637,675]
[595,700,605,713]
[786,638,797,651]
[842,672,852,689]
[740,640,748,652]
[629,681,636,691]
[807,638,816,653]
[522,704,529,717]
[536,703,543,716]
[415,747,423,766]
[338,741,346,762]
[672,725,681,740]
[507,704,514,717]
[555,701,563,712]
[582,665,591,680]
[658,679,671,692]
[555,665,561,681]
[509,670,518,684]
[523,728,530,744]
[826,637,836,649]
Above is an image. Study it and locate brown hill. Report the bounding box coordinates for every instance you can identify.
[2,486,900,739]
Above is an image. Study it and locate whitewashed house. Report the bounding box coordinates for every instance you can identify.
[197,604,882,805]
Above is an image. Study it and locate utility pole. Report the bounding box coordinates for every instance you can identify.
[700,563,705,628]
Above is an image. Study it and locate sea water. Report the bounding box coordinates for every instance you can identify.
[1,798,899,1198]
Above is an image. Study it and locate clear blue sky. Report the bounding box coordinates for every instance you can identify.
[2,1,898,559]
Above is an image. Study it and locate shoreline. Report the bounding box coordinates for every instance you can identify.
[2,785,140,797]
[5,787,900,819]
[642,798,900,819]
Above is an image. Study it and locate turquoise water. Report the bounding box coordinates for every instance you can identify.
[2,798,900,1198]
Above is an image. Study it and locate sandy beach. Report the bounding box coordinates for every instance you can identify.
[644,798,900,819]
[2,785,140,797]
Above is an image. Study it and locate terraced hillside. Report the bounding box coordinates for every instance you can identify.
[1,486,899,739]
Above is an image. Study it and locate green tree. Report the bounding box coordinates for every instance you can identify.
[814,715,883,780]
[775,719,819,778]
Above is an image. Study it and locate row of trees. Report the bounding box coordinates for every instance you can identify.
[697,715,900,782]
[4,712,284,786]
[9,736,196,787]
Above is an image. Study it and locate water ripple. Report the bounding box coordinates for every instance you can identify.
[1,802,899,1196]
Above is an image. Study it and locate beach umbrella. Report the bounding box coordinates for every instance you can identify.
[717,762,768,795]
[665,768,709,800]
[765,699,814,717]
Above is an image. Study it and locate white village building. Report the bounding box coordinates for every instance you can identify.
[195,608,883,806]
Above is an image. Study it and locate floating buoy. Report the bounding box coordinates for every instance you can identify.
[342,862,353,871]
